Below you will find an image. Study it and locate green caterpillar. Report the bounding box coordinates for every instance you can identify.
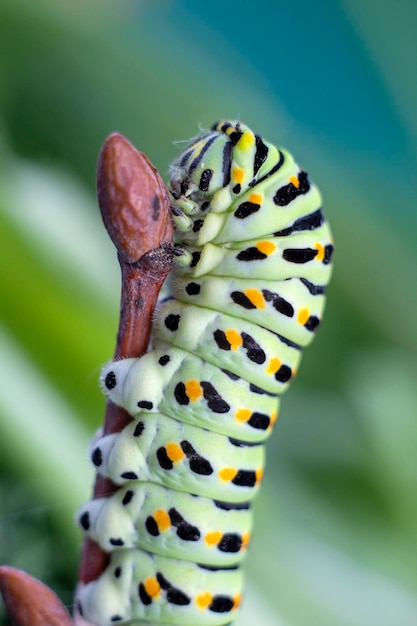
[77,120,333,625]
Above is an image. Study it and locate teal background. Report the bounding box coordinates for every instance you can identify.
[1,1,416,624]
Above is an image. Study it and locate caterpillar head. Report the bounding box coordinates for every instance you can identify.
[170,129,232,215]
[169,121,272,247]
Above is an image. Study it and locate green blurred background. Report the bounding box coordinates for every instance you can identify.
[1,1,416,624]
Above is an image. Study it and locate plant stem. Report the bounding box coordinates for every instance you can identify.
[78,133,173,585]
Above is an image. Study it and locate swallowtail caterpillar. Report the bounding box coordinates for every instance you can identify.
[77,120,333,625]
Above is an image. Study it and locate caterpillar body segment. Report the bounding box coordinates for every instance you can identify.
[155,301,302,395]
[101,349,279,443]
[78,549,243,626]
[78,482,252,566]
[89,414,265,503]
[172,274,326,347]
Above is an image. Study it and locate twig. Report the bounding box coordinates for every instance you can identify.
[79,133,173,585]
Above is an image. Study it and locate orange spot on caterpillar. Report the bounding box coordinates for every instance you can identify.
[248,192,262,204]
[314,242,325,261]
[233,594,242,610]
[235,408,251,423]
[256,240,276,255]
[232,166,244,183]
[165,442,185,463]
[289,174,300,188]
[219,468,238,481]
[244,288,266,309]
[144,577,160,598]
[154,509,171,532]
[266,357,281,374]
[185,380,203,401]
[225,329,242,350]
[242,532,250,549]
[196,592,213,609]
[256,468,264,484]
[297,308,309,325]
[205,531,222,546]
[269,410,278,427]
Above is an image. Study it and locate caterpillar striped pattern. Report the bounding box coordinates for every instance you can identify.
[77,120,333,625]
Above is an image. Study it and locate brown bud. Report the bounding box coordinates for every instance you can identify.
[97,133,173,263]
[0,566,73,626]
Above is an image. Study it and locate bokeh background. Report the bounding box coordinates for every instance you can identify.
[1,1,416,624]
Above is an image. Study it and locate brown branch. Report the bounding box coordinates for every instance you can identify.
[79,133,173,585]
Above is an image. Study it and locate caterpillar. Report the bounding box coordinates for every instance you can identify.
[76,120,333,625]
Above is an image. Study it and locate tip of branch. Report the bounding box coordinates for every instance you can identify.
[97,132,173,264]
[0,566,73,626]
